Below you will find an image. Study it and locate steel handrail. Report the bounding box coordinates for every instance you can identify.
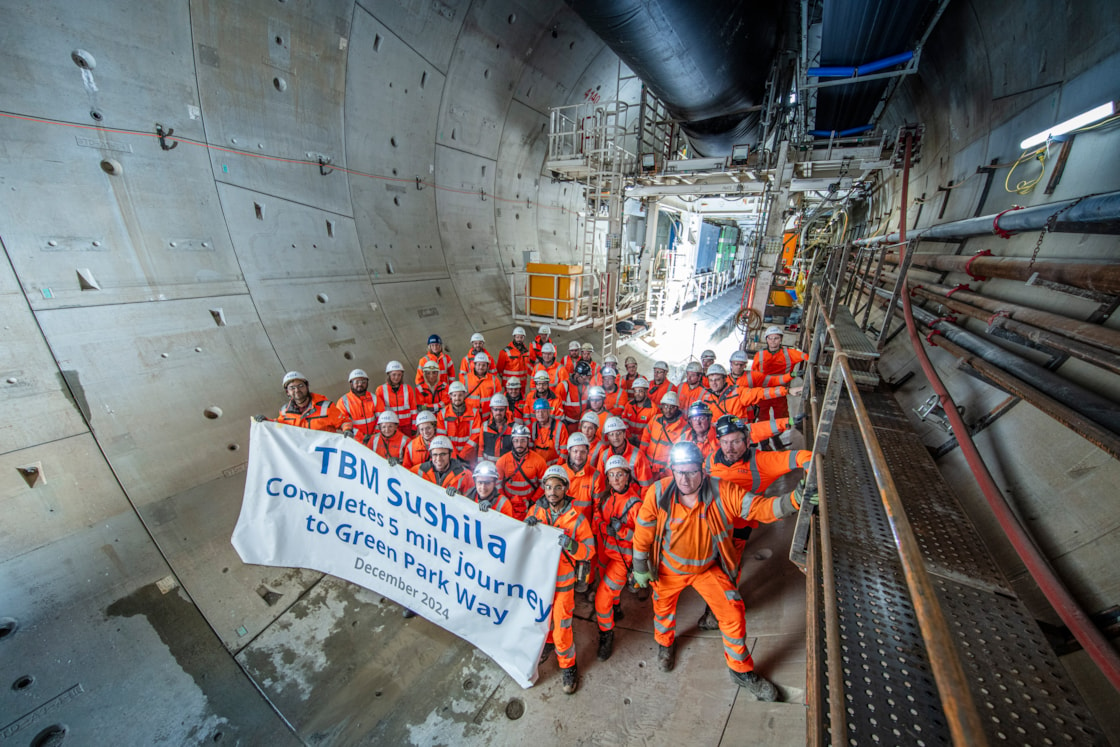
[813,293,989,746]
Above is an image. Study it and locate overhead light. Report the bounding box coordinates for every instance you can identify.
[1019,101,1115,150]
[730,144,750,166]
[640,153,656,172]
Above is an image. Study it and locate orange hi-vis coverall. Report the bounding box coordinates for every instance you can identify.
[416,459,475,494]
[365,429,405,461]
[595,443,655,489]
[402,435,436,471]
[277,393,351,432]
[681,426,718,461]
[647,378,675,407]
[734,368,794,390]
[526,497,595,668]
[676,379,706,410]
[533,360,569,388]
[463,487,516,518]
[459,349,497,381]
[557,378,590,431]
[437,402,476,462]
[495,449,548,520]
[530,334,551,361]
[622,398,657,443]
[375,382,419,436]
[592,483,643,632]
[497,342,534,385]
[602,386,629,417]
[417,380,449,412]
[333,391,377,438]
[751,346,807,419]
[640,413,686,478]
[530,417,566,464]
[633,476,801,673]
[472,416,514,463]
[463,370,502,420]
[727,384,791,422]
[415,351,456,387]
[562,460,605,524]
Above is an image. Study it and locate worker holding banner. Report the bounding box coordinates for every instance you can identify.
[525,465,595,695]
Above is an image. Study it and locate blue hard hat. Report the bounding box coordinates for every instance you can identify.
[428,334,442,345]
[533,398,551,411]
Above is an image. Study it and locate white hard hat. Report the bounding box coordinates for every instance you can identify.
[512,326,526,337]
[471,332,486,343]
[581,342,594,352]
[661,391,680,406]
[385,360,405,373]
[604,455,631,473]
[541,343,556,354]
[415,410,437,426]
[282,371,308,388]
[568,340,581,351]
[632,377,650,389]
[448,381,467,394]
[505,377,522,387]
[765,326,783,338]
[730,350,749,363]
[685,361,703,374]
[588,385,606,399]
[473,461,500,481]
[421,360,439,371]
[533,370,550,383]
[602,417,627,434]
[473,352,489,364]
[538,325,551,335]
[701,349,716,360]
[429,435,453,452]
[378,411,399,425]
[348,369,368,381]
[707,364,728,376]
[490,393,509,408]
[580,411,601,427]
[566,433,590,449]
[653,360,669,370]
[543,465,570,485]
[510,423,531,438]
[604,354,619,364]
[601,367,618,379]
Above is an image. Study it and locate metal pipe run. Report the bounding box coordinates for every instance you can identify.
[909,286,1120,377]
[881,253,1120,296]
[855,190,1120,245]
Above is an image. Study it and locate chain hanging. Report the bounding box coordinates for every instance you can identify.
[1026,194,1092,277]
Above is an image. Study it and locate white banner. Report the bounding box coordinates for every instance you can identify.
[232,421,563,688]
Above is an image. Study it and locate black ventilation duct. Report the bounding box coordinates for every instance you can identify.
[566,0,783,157]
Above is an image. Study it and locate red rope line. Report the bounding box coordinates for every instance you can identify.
[992,205,1023,238]
[963,250,992,281]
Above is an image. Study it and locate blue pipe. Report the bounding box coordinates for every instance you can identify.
[808,125,875,138]
[808,50,914,78]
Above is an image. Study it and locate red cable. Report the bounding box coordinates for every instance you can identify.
[944,283,970,298]
[895,135,1120,690]
[963,249,992,281]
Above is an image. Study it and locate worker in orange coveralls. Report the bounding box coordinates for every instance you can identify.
[525,465,595,695]
[463,460,515,518]
[751,325,808,425]
[261,371,353,434]
[592,454,643,662]
[333,368,377,440]
[631,442,809,702]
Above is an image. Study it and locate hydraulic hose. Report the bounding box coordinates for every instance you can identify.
[893,135,1120,691]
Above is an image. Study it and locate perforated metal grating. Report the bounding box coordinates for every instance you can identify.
[814,395,1106,746]
[827,306,881,360]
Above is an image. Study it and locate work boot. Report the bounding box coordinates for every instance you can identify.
[561,664,579,694]
[731,670,779,702]
[401,608,416,619]
[613,603,625,621]
[538,643,555,665]
[597,629,615,661]
[697,605,719,631]
[657,642,676,672]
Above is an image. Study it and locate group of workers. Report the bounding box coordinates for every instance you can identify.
[257,324,813,698]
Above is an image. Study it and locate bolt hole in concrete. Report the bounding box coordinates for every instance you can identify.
[12,674,34,691]
[203,406,223,420]
[0,617,18,638]
[273,77,286,92]
[30,724,68,747]
[390,136,397,147]
[71,49,95,68]
[623,697,631,705]
[375,691,382,697]
[344,351,353,360]
[227,444,239,451]
[462,677,475,690]
[505,698,524,720]
[89,109,103,122]
[100,158,123,175]
[317,293,328,303]
[212,731,222,742]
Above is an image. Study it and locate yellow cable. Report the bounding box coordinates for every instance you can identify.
[1005,145,1047,195]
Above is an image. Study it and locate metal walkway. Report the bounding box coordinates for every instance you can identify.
[800,297,1106,745]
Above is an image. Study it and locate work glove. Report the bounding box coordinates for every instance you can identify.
[446,486,457,497]
[557,533,577,553]
[478,499,492,513]
[524,515,540,527]
[343,429,355,439]
[608,517,623,536]
[387,457,400,467]
[253,414,267,423]
[632,569,653,588]
[793,478,819,509]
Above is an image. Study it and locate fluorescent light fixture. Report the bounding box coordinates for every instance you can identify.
[1020,101,1115,150]
[730,144,750,166]
[640,153,656,171]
